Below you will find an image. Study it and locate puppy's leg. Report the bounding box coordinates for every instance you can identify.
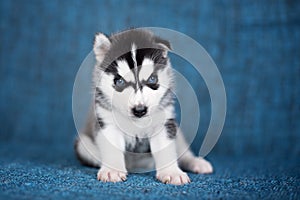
[176,129,213,174]
[150,130,190,185]
[95,126,127,182]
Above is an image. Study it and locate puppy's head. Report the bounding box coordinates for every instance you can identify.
[93,29,173,119]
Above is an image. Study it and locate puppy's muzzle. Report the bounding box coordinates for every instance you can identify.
[132,104,148,118]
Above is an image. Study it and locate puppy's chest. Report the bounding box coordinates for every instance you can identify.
[125,137,151,153]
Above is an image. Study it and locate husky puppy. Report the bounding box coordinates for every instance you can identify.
[75,29,212,185]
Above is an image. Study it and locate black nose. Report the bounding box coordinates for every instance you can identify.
[132,105,148,118]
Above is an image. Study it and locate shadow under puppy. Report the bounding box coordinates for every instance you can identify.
[75,29,212,185]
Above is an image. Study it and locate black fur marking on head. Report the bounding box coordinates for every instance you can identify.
[119,51,135,70]
[104,60,118,76]
[125,137,151,153]
[136,48,167,68]
[95,87,111,110]
[103,30,169,70]
[165,119,177,139]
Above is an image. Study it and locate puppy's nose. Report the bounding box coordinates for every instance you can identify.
[132,104,148,118]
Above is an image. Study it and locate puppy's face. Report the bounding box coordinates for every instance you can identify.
[94,30,173,119]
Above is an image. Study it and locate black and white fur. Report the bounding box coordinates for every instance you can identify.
[75,29,212,185]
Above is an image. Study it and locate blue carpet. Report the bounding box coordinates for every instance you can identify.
[0,142,299,199]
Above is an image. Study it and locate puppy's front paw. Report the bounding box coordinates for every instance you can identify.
[156,169,190,185]
[97,167,127,183]
[190,157,213,174]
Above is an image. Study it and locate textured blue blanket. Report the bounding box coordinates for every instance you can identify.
[0,142,299,199]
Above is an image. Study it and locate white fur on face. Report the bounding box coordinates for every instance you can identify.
[116,60,135,82]
[114,86,135,115]
[131,43,137,70]
[131,89,144,106]
[131,43,139,91]
[139,58,154,81]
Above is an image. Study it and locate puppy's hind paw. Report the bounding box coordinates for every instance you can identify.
[190,157,213,174]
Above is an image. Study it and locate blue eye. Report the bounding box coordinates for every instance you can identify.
[148,75,158,84]
[115,78,125,87]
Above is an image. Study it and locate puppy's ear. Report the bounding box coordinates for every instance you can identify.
[154,37,171,58]
[93,32,111,63]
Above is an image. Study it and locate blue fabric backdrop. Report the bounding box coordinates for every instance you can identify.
[0,0,299,199]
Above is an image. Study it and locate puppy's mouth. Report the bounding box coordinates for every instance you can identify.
[130,115,150,121]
